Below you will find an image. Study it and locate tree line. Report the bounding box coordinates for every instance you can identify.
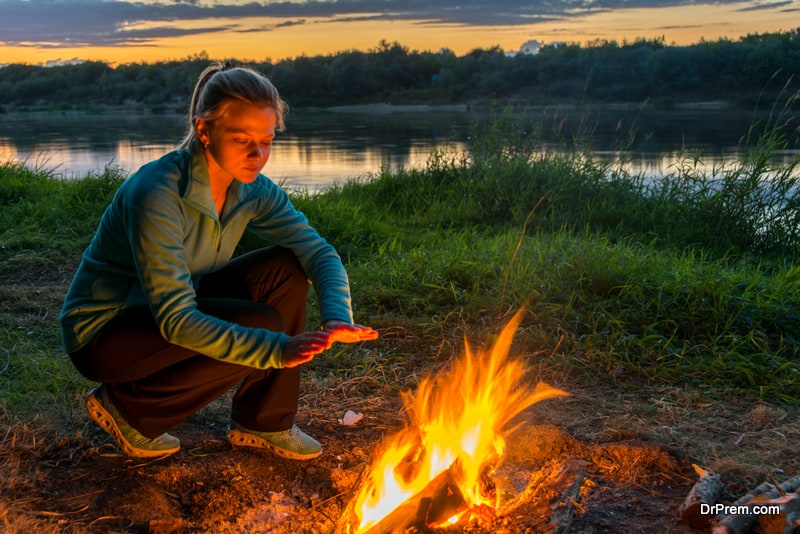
[1,30,799,111]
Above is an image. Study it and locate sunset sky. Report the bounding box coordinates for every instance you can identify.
[1,0,799,66]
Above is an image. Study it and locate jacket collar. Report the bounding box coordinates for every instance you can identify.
[184,142,257,220]
[182,142,217,218]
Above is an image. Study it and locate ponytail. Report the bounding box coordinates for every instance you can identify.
[177,61,288,150]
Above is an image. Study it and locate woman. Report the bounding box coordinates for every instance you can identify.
[59,61,377,461]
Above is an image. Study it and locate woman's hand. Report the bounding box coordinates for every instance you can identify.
[282,331,333,368]
[281,322,378,368]
[322,320,379,343]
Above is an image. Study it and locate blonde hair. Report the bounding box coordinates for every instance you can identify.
[178,61,288,149]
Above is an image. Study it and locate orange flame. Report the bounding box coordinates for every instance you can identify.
[353,310,569,532]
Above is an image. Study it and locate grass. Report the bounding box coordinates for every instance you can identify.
[1,107,799,431]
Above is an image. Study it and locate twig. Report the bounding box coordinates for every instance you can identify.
[52,488,105,502]
[309,489,350,512]
[765,471,786,496]
[548,335,564,359]
[87,515,131,528]
[123,454,173,470]
[33,504,90,516]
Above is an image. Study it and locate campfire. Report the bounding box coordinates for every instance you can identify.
[336,310,569,533]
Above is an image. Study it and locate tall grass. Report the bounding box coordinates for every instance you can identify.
[0,161,125,252]
[286,103,799,400]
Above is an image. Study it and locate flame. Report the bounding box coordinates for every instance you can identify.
[352,310,569,532]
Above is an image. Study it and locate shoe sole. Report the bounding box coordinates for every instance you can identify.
[86,389,179,459]
[227,428,322,461]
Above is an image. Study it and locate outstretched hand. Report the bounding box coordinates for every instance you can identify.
[281,321,378,368]
[322,320,379,343]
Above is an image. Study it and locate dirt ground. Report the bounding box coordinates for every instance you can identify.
[1,260,799,533]
[4,374,799,534]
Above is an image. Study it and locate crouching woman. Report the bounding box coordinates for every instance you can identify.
[59,61,377,461]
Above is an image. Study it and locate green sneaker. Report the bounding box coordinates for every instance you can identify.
[227,423,322,460]
[85,386,180,459]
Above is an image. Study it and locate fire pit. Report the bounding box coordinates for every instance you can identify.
[334,310,570,533]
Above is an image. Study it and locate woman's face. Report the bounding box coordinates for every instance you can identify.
[197,100,277,184]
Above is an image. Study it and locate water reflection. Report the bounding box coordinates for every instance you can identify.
[270,137,467,190]
[0,111,184,179]
[0,106,797,191]
[0,109,470,189]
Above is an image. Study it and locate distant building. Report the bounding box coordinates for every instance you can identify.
[41,58,85,67]
[519,40,543,55]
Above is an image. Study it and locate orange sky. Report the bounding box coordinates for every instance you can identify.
[1,1,798,66]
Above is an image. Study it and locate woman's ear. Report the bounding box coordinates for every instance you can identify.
[195,117,210,147]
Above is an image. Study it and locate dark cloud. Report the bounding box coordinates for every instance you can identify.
[0,1,223,46]
[736,0,793,10]
[0,0,796,48]
[233,18,306,33]
[274,19,306,28]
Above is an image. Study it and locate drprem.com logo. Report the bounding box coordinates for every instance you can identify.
[700,503,782,516]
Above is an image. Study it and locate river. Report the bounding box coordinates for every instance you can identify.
[1,104,797,191]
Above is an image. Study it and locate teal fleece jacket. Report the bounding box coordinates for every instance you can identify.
[59,144,353,369]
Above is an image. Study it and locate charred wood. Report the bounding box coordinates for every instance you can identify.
[679,465,724,529]
[544,457,588,534]
[712,475,800,534]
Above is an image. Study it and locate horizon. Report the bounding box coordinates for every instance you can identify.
[1,0,799,67]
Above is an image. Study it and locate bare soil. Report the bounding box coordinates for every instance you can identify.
[5,375,799,534]
[1,393,696,534]
[1,260,798,533]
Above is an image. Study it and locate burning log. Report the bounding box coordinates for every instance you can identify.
[336,456,589,534]
[712,475,800,534]
[335,467,468,534]
[679,464,724,529]
[371,468,465,533]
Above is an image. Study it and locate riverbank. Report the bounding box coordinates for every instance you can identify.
[1,95,742,115]
[324,99,735,112]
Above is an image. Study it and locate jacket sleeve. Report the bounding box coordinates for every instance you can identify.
[246,182,354,325]
[123,177,289,370]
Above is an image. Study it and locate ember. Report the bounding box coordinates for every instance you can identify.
[339,310,569,533]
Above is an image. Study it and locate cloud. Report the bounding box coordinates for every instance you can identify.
[0,1,224,47]
[736,0,793,10]
[0,0,794,49]
[274,18,306,28]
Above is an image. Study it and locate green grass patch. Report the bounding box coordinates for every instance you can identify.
[0,160,125,252]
